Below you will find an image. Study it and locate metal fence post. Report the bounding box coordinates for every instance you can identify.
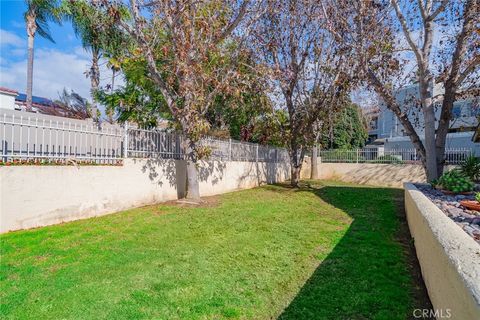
[123,122,129,158]
[228,138,232,161]
[356,149,359,163]
[256,144,259,162]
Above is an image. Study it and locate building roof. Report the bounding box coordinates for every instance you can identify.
[0,87,19,96]
[1,87,92,120]
[0,87,56,107]
[15,92,57,107]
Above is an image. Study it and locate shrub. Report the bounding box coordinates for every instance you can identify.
[476,192,480,203]
[437,170,474,193]
[459,155,480,182]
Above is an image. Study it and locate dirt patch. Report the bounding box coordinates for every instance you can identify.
[132,195,223,216]
[162,194,222,209]
[392,191,434,319]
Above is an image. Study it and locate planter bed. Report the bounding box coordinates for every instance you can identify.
[415,184,480,244]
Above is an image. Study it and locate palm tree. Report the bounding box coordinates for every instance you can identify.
[62,0,123,122]
[105,57,121,123]
[24,0,61,111]
[61,0,100,120]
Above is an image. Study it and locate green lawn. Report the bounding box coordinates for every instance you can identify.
[0,181,429,319]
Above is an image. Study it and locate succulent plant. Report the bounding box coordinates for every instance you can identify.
[437,170,474,193]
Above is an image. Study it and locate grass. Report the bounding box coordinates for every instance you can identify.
[0,180,429,319]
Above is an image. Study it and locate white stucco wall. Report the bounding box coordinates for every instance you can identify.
[0,92,17,110]
[300,159,456,187]
[404,183,480,320]
[0,159,290,233]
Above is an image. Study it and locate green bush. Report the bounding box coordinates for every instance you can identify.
[437,170,474,193]
[476,192,480,203]
[460,155,480,182]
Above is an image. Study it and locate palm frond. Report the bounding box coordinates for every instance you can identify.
[35,19,54,42]
[24,0,62,42]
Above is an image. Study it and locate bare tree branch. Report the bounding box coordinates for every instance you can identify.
[391,0,424,67]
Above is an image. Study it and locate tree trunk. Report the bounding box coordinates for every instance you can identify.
[328,112,334,148]
[186,158,200,201]
[90,49,100,121]
[419,78,438,181]
[366,69,428,171]
[289,146,305,187]
[435,89,456,177]
[435,0,476,177]
[310,145,318,180]
[26,15,36,112]
[184,138,201,201]
[423,106,438,181]
[291,165,301,187]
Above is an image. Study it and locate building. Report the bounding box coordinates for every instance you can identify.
[0,87,90,119]
[0,87,171,126]
[0,86,59,113]
[363,106,381,144]
[0,87,19,110]
[14,92,59,113]
[368,82,479,154]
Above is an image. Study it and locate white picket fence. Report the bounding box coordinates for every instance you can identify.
[318,147,473,165]
[0,113,124,164]
[1,111,473,166]
[0,111,289,164]
[125,127,289,162]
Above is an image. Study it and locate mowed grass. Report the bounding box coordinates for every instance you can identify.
[1,181,424,319]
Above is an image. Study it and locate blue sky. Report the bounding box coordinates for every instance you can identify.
[0,0,120,106]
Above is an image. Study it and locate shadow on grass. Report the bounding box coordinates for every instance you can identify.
[276,183,432,320]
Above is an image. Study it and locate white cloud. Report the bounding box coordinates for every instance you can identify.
[9,48,26,57]
[73,46,91,59]
[0,29,24,47]
[1,48,92,99]
[0,47,124,116]
[10,21,25,29]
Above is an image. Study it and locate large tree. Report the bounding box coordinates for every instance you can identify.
[326,0,479,181]
[307,81,350,179]
[100,0,259,201]
[95,56,171,127]
[24,0,62,111]
[253,0,351,186]
[96,29,271,142]
[320,102,368,150]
